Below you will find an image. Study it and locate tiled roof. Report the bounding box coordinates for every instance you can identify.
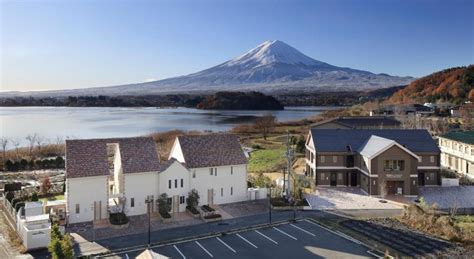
[66,137,161,179]
[177,134,247,168]
[312,116,400,129]
[310,129,440,153]
[441,131,474,145]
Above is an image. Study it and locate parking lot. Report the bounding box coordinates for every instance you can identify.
[110,220,380,258]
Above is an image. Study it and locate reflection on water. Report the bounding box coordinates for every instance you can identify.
[0,106,336,144]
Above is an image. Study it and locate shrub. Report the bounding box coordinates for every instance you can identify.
[160,211,171,219]
[201,205,215,212]
[158,193,171,216]
[31,192,39,202]
[186,189,200,209]
[5,192,14,203]
[109,212,129,225]
[186,206,199,215]
[270,197,289,207]
[204,214,222,219]
[459,175,474,185]
[251,144,262,150]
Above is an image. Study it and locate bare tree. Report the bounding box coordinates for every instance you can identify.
[254,114,277,140]
[11,139,20,160]
[0,138,8,168]
[26,133,38,158]
[35,135,44,155]
[54,136,65,156]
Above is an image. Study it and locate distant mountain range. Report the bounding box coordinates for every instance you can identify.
[389,65,474,104]
[2,40,414,97]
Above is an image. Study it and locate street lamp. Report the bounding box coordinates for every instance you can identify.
[144,196,154,248]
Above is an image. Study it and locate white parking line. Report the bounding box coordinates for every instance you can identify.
[255,230,278,244]
[236,233,258,248]
[304,219,361,244]
[290,224,316,237]
[216,237,236,253]
[273,227,298,240]
[173,245,186,259]
[195,241,214,258]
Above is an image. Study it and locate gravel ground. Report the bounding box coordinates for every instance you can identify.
[365,218,470,258]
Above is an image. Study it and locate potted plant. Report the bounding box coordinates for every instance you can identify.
[186,189,201,218]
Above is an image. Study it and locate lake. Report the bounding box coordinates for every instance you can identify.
[0,106,336,144]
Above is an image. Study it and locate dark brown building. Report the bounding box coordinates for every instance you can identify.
[305,129,440,196]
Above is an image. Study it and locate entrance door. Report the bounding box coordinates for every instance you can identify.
[94,201,101,220]
[330,173,337,186]
[387,181,404,195]
[207,189,214,205]
[350,172,357,186]
[172,195,179,213]
[418,172,425,186]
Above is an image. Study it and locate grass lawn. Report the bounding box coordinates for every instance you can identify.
[40,194,65,202]
[248,147,286,173]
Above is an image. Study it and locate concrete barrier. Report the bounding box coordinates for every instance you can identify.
[441,178,459,187]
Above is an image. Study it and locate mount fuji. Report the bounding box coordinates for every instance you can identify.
[2,40,414,96]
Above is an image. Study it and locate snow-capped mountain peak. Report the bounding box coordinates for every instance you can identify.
[225,40,327,67]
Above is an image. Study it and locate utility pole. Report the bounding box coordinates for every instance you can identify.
[144,196,154,248]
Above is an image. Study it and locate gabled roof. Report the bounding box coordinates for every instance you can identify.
[66,137,161,178]
[358,135,420,160]
[176,134,247,168]
[440,131,474,145]
[309,129,439,153]
[311,116,400,129]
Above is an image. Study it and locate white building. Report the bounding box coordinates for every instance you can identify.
[65,134,248,225]
[169,134,248,206]
[439,131,474,179]
[16,202,51,250]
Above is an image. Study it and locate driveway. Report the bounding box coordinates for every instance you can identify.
[305,187,404,211]
[419,186,474,210]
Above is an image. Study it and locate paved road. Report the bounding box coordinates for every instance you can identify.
[111,220,377,259]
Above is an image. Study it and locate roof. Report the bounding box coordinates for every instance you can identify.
[137,249,169,259]
[310,129,440,153]
[440,131,474,145]
[66,137,161,178]
[312,116,400,129]
[358,135,419,160]
[177,134,247,168]
[25,202,44,209]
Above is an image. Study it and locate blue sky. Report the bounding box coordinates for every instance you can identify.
[1,0,473,91]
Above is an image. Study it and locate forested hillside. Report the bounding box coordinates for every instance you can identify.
[389,65,474,104]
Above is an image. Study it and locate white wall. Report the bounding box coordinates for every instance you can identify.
[190,164,247,206]
[158,162,190,212]
[169,138,185,163]
[66,176,108,224]
[123,172,158,216]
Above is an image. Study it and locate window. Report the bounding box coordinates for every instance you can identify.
[168,180,171,189]
[181,179,184,188]
[215,168,217,176]
[210,168,213,175]
[231,166,233,175]
[332,156,337,163]
[192,171,196,178]
[430,156,435,163]
[231,187,233,195]
[221,188,223,196]
[338,173,343,180]
[419,156,423,162]
[384,160,405,171]
[320,173,325,180]
[320,156,325,163]
[180,196,185,204]
[175,179,177,188]
[75,204,80,214]
[131,198,135,207]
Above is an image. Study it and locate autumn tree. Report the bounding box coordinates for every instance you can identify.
[254,114,277,140]
[26,133,38,158]
[41,176,52,196]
